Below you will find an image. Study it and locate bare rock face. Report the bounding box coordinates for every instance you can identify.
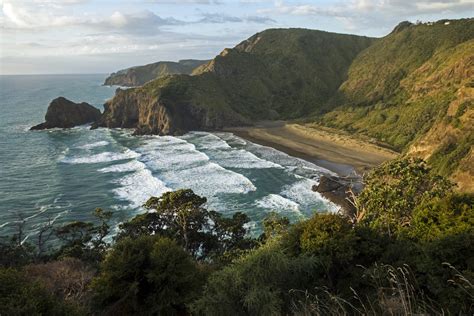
[312,175,358,218]
[96,87,249,136]
[31,97,101,130]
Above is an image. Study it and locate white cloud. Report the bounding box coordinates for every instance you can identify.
[148,0,222,4]
[260,0,474,17]
[2,2,83,28]
[1,2,182,33]
[257,0,473,33]
[196,12,274,24]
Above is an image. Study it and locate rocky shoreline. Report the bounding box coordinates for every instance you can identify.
[30,97,369,215]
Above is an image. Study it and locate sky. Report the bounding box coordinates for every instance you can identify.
[1,0,473,75]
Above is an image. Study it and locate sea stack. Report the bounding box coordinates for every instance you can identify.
[31,97,101,130]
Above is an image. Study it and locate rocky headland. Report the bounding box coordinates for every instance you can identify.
[104,59,210,87]
[30,97,101,130]
[32,18,473,193]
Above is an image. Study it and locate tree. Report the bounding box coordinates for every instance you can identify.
[24,258,95,309]
[91,235,202,315]
[356,158,453,235]
[55,208,113,264]
[299,213,357,289]
[118,189,255,260]
[259,212,290,241]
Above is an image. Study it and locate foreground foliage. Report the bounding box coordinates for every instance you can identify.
[0,158,473,315]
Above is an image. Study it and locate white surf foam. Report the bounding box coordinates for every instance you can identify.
[255,194,300,213]
[76,141,109,149]
[98,160,143,173]
[182,132,232,150]
[60,149,140,164]
[160,162,256,196]
[281,178,340,213]
[208,149,283,169]
[136,136,257,198]
[235,142,337,181]
[110,161,171,208]
[182,132,282,169]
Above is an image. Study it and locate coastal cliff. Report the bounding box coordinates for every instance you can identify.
[38,19,473,190]
[98,28,375,134]
[103,59,209,87]
[97,75,250,135]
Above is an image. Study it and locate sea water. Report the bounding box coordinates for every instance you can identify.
[0,74,337,240]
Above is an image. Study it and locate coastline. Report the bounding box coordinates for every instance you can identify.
[225,122,399,215]
[225,122,399,177]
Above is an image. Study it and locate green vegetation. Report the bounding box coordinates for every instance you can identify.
[102,28,375,133]
[356,158,453,235]
[317,19,473,184]
[104,59,210,86]
[91,236,202,315]
[1,158,473,315]
[103,19,473,188]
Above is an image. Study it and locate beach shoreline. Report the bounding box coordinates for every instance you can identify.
[225,122,399,178]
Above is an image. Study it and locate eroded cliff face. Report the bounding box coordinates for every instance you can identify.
[97,83,249,135]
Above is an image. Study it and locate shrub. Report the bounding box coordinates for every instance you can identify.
[357,158,453,235]
[91,235,203,315]
[0,268,78,315]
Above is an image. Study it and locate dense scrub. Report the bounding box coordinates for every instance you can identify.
[1,158,473,315]
[317,19,473,186]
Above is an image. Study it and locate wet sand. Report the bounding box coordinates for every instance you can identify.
[225,122,399,177]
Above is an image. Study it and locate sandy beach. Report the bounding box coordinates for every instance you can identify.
[225,122,399,177]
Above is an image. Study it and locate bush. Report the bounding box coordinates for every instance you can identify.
[409,194,474,241]
[91,235,203,315]
[193,241,318,315]
[0,268,78,315]
[300,213,356,264]
[357,158,453,235]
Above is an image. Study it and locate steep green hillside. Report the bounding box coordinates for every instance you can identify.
[103,59,209,86]
[99,28,374,133]
[193,29,374,118]
[99,19,473,189]
[317,18,473,189]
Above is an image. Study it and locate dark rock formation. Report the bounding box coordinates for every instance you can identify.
[97,80,250,135]
[31,97,101,130]
[312,175,359,218]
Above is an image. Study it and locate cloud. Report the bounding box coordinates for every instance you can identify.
[1,2,184,33]
[147,0,222,4]
[196,12,274,24]
[2,2,83,28]
[260,0,474,17]
[1,1,274,33]
[93,11,183,35]
[257,0,474,33]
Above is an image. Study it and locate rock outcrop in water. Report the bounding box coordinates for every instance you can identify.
[312,176,358,218]
[31,97,101,130]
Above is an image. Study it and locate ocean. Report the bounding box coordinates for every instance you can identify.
[0,74,337,240]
